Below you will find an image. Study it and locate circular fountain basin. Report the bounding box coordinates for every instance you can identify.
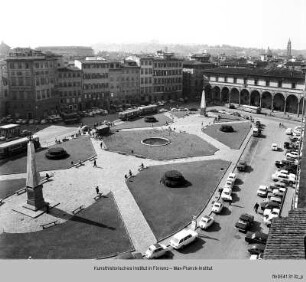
[141,137,170,147]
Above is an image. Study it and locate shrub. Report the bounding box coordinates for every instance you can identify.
[229,104,236,109]
[144,116,158,123]
[45,147,69,160]
[220,125,234,132]
[161,170,186,187]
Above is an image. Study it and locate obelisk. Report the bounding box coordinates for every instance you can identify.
[200,89,206,116]
[25,136,46,211]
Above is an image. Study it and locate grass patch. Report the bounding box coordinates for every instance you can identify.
[104,129,218,160]
[113,113,172,130]
[127,160,230,240]
[0,178,26,199]
[0,193,133,259]
[203,122,251,149]
[0,136,96,175]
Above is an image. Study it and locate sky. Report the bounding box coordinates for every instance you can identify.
[0,0,305,50]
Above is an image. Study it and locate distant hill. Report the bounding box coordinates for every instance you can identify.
[92,42,306,58]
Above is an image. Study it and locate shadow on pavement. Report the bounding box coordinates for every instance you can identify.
[231,193,240,203]
[249,220,263,233]
[218,206,232,215]
[235,178,244,185]
[176,237,205,254]
[233,185,241,192]
[204,221,221,232]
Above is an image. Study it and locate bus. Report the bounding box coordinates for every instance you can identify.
[138,104,158,115]
[240,105,261,114]
[0,135,40,159]
[0,124,21,141]
[118,108,141,121]
[62,112,81,124]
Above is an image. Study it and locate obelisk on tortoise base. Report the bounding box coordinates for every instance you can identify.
[24,136,46,211]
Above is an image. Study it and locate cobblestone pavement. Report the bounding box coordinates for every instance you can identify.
[0,113,252,254]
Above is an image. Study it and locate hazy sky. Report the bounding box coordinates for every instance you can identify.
[0,0,305,50]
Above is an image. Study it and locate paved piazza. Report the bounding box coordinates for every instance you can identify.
[0,110,272,257]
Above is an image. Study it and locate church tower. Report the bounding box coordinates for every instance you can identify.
[287,38,292,59]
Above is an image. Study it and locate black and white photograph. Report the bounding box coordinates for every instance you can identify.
[0,0,306,281]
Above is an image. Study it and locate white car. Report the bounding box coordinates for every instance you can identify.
[170,108,178,112]
[285,128,293,135]
[227,173,236,183]
[145,243,168,259]
[257,185,268,197]
[271,143,279,151]
[170,229,198,249]
[40,119,47,124]
[286,152,300,159]
[199,215,215,230]
[272,188,285,197]
[272,172,296,184]
[264,209,280,226]
[224,179,234,189]
[221,187,232,201]
[212,201,223,213]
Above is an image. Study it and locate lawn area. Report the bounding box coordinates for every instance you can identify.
[104,129,218,160]
[0,136,96,175]
[113,113,172,130]
[0,192,133,259]
[203,121,251,149]
[127,160,230,240]
[0,178,26,199]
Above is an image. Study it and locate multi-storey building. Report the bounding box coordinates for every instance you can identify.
[0,60,9,117]
[203,67,305,115]
[183,53,216,101]
[57,66,83,112]
[152,51,183,102]
[74,57,114,110]
[126,55,154,103]
[121,60,140,105]
[6,48,60,119]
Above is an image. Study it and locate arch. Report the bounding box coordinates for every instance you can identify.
[250,90,260,107]
[211,86,221,103]
[273,93,285,112]
[230,88,239,104]
[221,87,230,103]
[240,89,250,105]
[285,95,298,114]
[261,91,272,110]
[204,84,212,103]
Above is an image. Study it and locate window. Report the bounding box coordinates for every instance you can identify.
[254,79,258,85]
[292,83,296,89]
[266,80,270,86]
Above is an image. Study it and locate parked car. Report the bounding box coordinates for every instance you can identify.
[235,213,254,233]
[286,152,300,160]
[271,143,279,151]
[40,119,47,124]
[237,160,247,172]
[28,119,34,125]
[145,243,169,259]
[212,201,223,213]
[257,185,268,197]
[275,159,294,168]
[199,215,215,230]
[221,187,232,201]
[227,173,236,183]
[248,244,265,255]
[272,172,296,185]
[169,229,198,249]
[245,231,268,244]
[285,128,293,135]
[264,207,281,218]
[250,253,264,260]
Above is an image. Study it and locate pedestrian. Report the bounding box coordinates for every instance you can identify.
[100,142,103,149]
[160,178,163,184]
[254,202,259,213]
[124,174,128,180]
[131,150,134,154]
[93,159,97,167]
[95,186,100,195]
[129,169,133,177]
[71,160,74,166]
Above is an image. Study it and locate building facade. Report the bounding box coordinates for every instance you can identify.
[203,67,305,115]
[0,60,9,117]
[57,66,83,112]
[6,48,60,119]
[74,57,113,110]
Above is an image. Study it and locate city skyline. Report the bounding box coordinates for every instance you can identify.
[0,0,305,50]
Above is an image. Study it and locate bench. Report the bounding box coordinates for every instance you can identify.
[40,221,57,229]
[16,188,27,195]
[88,156,97,162]
[74,161,85,168]
[72,205,84,215]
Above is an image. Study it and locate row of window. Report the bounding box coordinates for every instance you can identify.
[36,89,52,100]
[9,91,32,100]
[109,76,139,82]
[60,98,82,104]
[154,77,182,84]
[58,72,81,78]
[141,68,153,75]
[10,77,32,86]
[154,62,182,68]
[9,61,55,70]
[84,93,106,99]
[140,86,153,95]
[83,73,108,79]
[154,85,182,92]
[83,63,121,69]
[36,77,55,86]
[214,76,297,89]
[59,90,82,97]
[141,77,152,84]
[154,70,182,76]
[140,60,153,66]
[83,83,108,90]
[58,81,82,87]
